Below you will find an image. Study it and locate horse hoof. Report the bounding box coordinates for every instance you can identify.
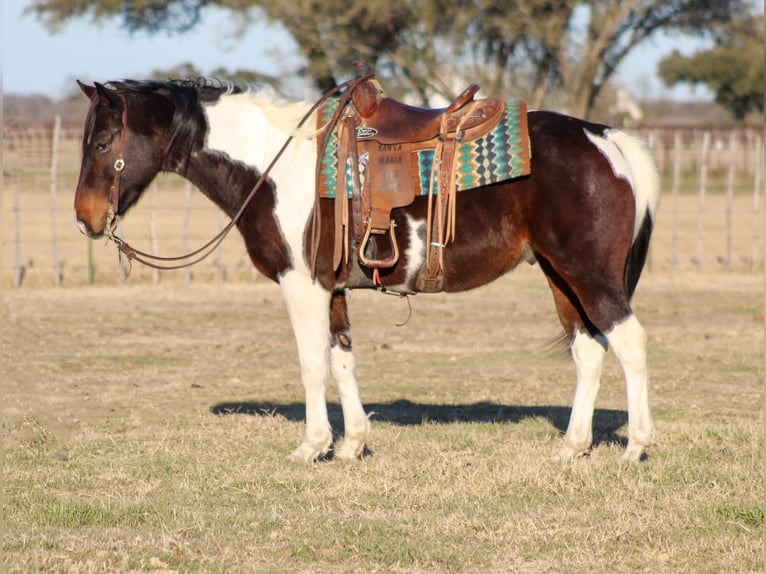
[620,443,648,463]
[288,441,330,463]
[556,442,588,462]
[334,439,366,461]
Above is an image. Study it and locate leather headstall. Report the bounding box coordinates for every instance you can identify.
[106,93,128,234]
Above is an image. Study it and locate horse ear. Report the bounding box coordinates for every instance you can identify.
[93,82,122,109]
[77,80,96,99]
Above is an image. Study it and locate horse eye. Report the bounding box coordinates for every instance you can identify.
[95,142,110,153]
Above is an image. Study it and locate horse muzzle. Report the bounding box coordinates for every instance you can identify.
[74,191,113,238]
[74,213,103,238]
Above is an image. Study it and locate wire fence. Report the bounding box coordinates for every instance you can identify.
[2,119,763,287]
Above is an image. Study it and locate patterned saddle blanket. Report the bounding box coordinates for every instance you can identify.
[317,99,531,199]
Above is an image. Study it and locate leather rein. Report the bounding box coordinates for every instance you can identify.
[105,73,374,272]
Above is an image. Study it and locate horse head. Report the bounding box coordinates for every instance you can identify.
[74,81,174,237]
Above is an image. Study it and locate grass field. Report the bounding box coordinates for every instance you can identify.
[3,264,763,572]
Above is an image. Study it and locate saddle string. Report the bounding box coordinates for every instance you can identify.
[108,73,375,272]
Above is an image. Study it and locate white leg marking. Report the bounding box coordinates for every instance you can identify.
[280,271,333,462]
[331,344,370,460]
[606,314,655,462]
[560,330,607,460]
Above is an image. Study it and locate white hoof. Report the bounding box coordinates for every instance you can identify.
[288,439,331,463]
[334,438,366,461]
[556,441,588,462]
[620,442,648,463]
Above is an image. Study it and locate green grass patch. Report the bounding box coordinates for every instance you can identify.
[30,498,168,529]
[715,505,765,529]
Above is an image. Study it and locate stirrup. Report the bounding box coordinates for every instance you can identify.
[358,219,400,269]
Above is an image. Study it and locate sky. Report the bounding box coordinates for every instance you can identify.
[3,0,719,102]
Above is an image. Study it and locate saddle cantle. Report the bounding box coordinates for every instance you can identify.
[314,68,530,292]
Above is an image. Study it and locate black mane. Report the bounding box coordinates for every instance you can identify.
[106,78,243,174]
[105,77,242,103]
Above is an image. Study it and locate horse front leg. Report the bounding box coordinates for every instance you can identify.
[329,290,370,460]
[279,270,333,462]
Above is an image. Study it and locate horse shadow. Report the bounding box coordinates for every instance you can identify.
[210,399,628,450]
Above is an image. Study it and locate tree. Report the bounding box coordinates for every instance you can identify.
[26,0,413,93]
[658,14,764,121]
[27,0,752,118]
[438,0,750,116]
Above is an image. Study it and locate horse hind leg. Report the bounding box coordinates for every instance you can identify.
[572,284,654,461]
[540,258,653,462]
[605,314,654,462]
[560,329,608,460]
[329,290,370,460]
[561,314,654,463]
[540,266,607,460]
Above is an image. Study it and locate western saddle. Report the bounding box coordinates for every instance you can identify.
[314,64,505,292]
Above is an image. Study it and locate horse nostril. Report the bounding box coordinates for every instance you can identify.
[75,214,98,237]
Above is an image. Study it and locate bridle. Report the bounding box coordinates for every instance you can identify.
[104,72,374,272]
[103,94,127,236]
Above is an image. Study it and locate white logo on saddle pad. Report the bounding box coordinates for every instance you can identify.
[356,127,378,139]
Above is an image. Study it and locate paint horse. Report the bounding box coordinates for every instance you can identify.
[73,78,660,463]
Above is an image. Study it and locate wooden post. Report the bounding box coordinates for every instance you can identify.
[183,182,193,283]
[13,177,25,287]
[217,210,226,282]
[753,135,763,271]
[50,115,63,285]
[695,131,710,272]
[87,241,95,285]
[150,182,160,284]
[117,220,130,281]
[725,131,736,271]
[670,131,681,271]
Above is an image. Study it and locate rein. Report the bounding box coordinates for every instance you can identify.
[106,73,374,272]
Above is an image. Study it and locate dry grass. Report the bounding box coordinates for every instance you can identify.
[3,267,763,572]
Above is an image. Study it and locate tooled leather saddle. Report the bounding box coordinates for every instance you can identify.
[314,65,529,292]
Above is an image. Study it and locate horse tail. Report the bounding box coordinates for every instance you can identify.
[606,130,661,300]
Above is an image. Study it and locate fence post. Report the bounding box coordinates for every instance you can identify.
[50,115,63,285]
[13,177,25,286]
[87,241,95,285]
[725,130,736,271]
[695,131,710,272]
[117,220,131,281]
[150,182,160,284]
[216,210,226,281]
[670,131,681,271]
[753,135,763,271]
[183,182,193,283]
